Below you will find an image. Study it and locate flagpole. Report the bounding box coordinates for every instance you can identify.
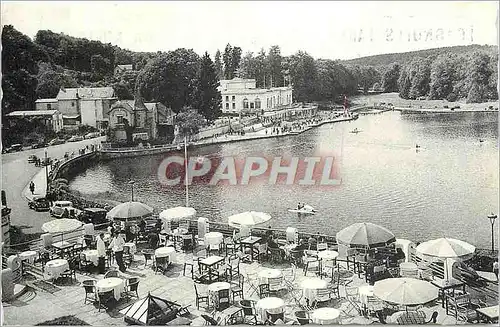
[184,135,189,207]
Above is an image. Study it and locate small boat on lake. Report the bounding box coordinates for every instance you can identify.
[288,204,316,215]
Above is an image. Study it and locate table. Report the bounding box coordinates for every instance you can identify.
[311,308,340,325]
[318,250,339,277]
[155,246,176,262]
[208,281,231,308]
[358,285,374,306]
[45,259,69,280]
[334,269,355,286]
[255,297,285,322]
[300,277,328,302]
[476,305,499,323]
[19,250,37,264]
[258,269,282,285]
[81,249,99,266]
[52,241,75,256]
[96,277,125,300]
[205,232,224,248]
[124,242,137,255]
[430,278,466,308]
[240,236,262,261]
[199,256,225,282]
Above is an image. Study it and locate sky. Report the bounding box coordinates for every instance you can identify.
[1,1,498,60]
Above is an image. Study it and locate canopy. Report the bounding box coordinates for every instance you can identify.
[228,211,271,228]
[107,202,153,222]
[415,238,475,259]
[336,222,396,249]
[373,278,438,306]
[159,207,196,223]
[119,293,181,325]
[42,218,83,234]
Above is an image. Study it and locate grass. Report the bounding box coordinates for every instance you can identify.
[36,316,90,326]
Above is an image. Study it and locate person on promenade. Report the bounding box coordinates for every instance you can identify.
[97,233,106,274]
[148,231,159,249]
[107,222,115,236]
[109,231,127,272]
[29,181,35,195]
[308,234,317,250]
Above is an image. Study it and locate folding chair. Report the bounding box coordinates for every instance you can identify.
[342,286,362,317]
[245,272,260,297]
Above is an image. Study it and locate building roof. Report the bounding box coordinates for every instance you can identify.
[6,110,59,117]
[56,87,115,100]
[110,100,135,113]
[35,98,58,103]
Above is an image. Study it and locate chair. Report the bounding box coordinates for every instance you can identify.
[97,289,115,312]
[366,296,384,316]
[446,294,479,323]
[245,272,260,297]
[231,274,244,302]
[125,279,140,299]
[82,279,97,304]
[268,276,286,296]
[142,249,154,268]
[257,243,268,262]
[216,289,231,311]
[201,314,219,326]
[294,311,311,325]
[79,253,94,273]
[225,238,237,256]
[265,311,285,325]
[104,270,119,278]
[183,253,196,278]
[313,287,334,308]
[303,256,320,276]
[106,248,113,265]
[327,272,340,298]
[123,246,133,267]
[209,243,222,256]
[194,283,209,309]
[259,283,270,298]
[239,299,258,324]
[155,256,168,274]
[226,257,240,280]
[60,257,77,282]
[269,247,284,264]
[343,287,362,316]
[317,243,328,251]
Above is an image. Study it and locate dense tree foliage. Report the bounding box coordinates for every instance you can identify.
[175,108,205,138]
[193,52,222,121]
[36,62,78,99]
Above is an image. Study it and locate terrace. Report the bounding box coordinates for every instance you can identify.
[2,219,498,326]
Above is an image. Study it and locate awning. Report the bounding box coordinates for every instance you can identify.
[62,115,81,119]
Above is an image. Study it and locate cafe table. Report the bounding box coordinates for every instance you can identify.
[431,278,466,308]
[155,246,176,263]
[300,277,328,303]
[255,297,285,322]
[52,241,75,257]
[258,269,282,285]
[19,250,37,264]
[476,305,499,323]
[81,249,99,265]
[240,236,262,261]
[358,285,374,314]
[45,259,69,280]
[96,277,125,300]
[205,232,224,249]
[311,307,340,324]
[199,256,225,282]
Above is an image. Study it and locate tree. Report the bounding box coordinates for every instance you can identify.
[214,49,223,80]
[429,55,455,100]
[90,54,112,79]
[238,51,256,79]
[135,48,200,112]
[255,48,267,88]
[175,108,205,138]
[288,51,317,102]
[267,45,283,87]
[223,43,233,79]
[381,64,400,92]
[409,58,431,99]
[36,62,78,98]
[194,52,222,121]
[231,46,242,78]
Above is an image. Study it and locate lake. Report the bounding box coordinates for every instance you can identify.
[69,111,499,248]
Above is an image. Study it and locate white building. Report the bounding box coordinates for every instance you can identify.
[218,78,293,114]
[6,110,64,133]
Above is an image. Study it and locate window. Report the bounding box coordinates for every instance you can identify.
[71,102,75,107]
[243,98,249,109]
[226,96,229,102]
[250,103,254,109]
[226,103,229,110]
[117,115,124,124]
[232,96,235,101]
[47,104,52,110]
[255,98,261,109]
[232,103,235,110]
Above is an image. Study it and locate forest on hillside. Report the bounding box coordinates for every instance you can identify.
[2,25,498,121]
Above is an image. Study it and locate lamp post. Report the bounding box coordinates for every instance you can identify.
[488,213,497,252]
[44,149,49,193]
[184,135,189,207]
[128,180,135,202]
